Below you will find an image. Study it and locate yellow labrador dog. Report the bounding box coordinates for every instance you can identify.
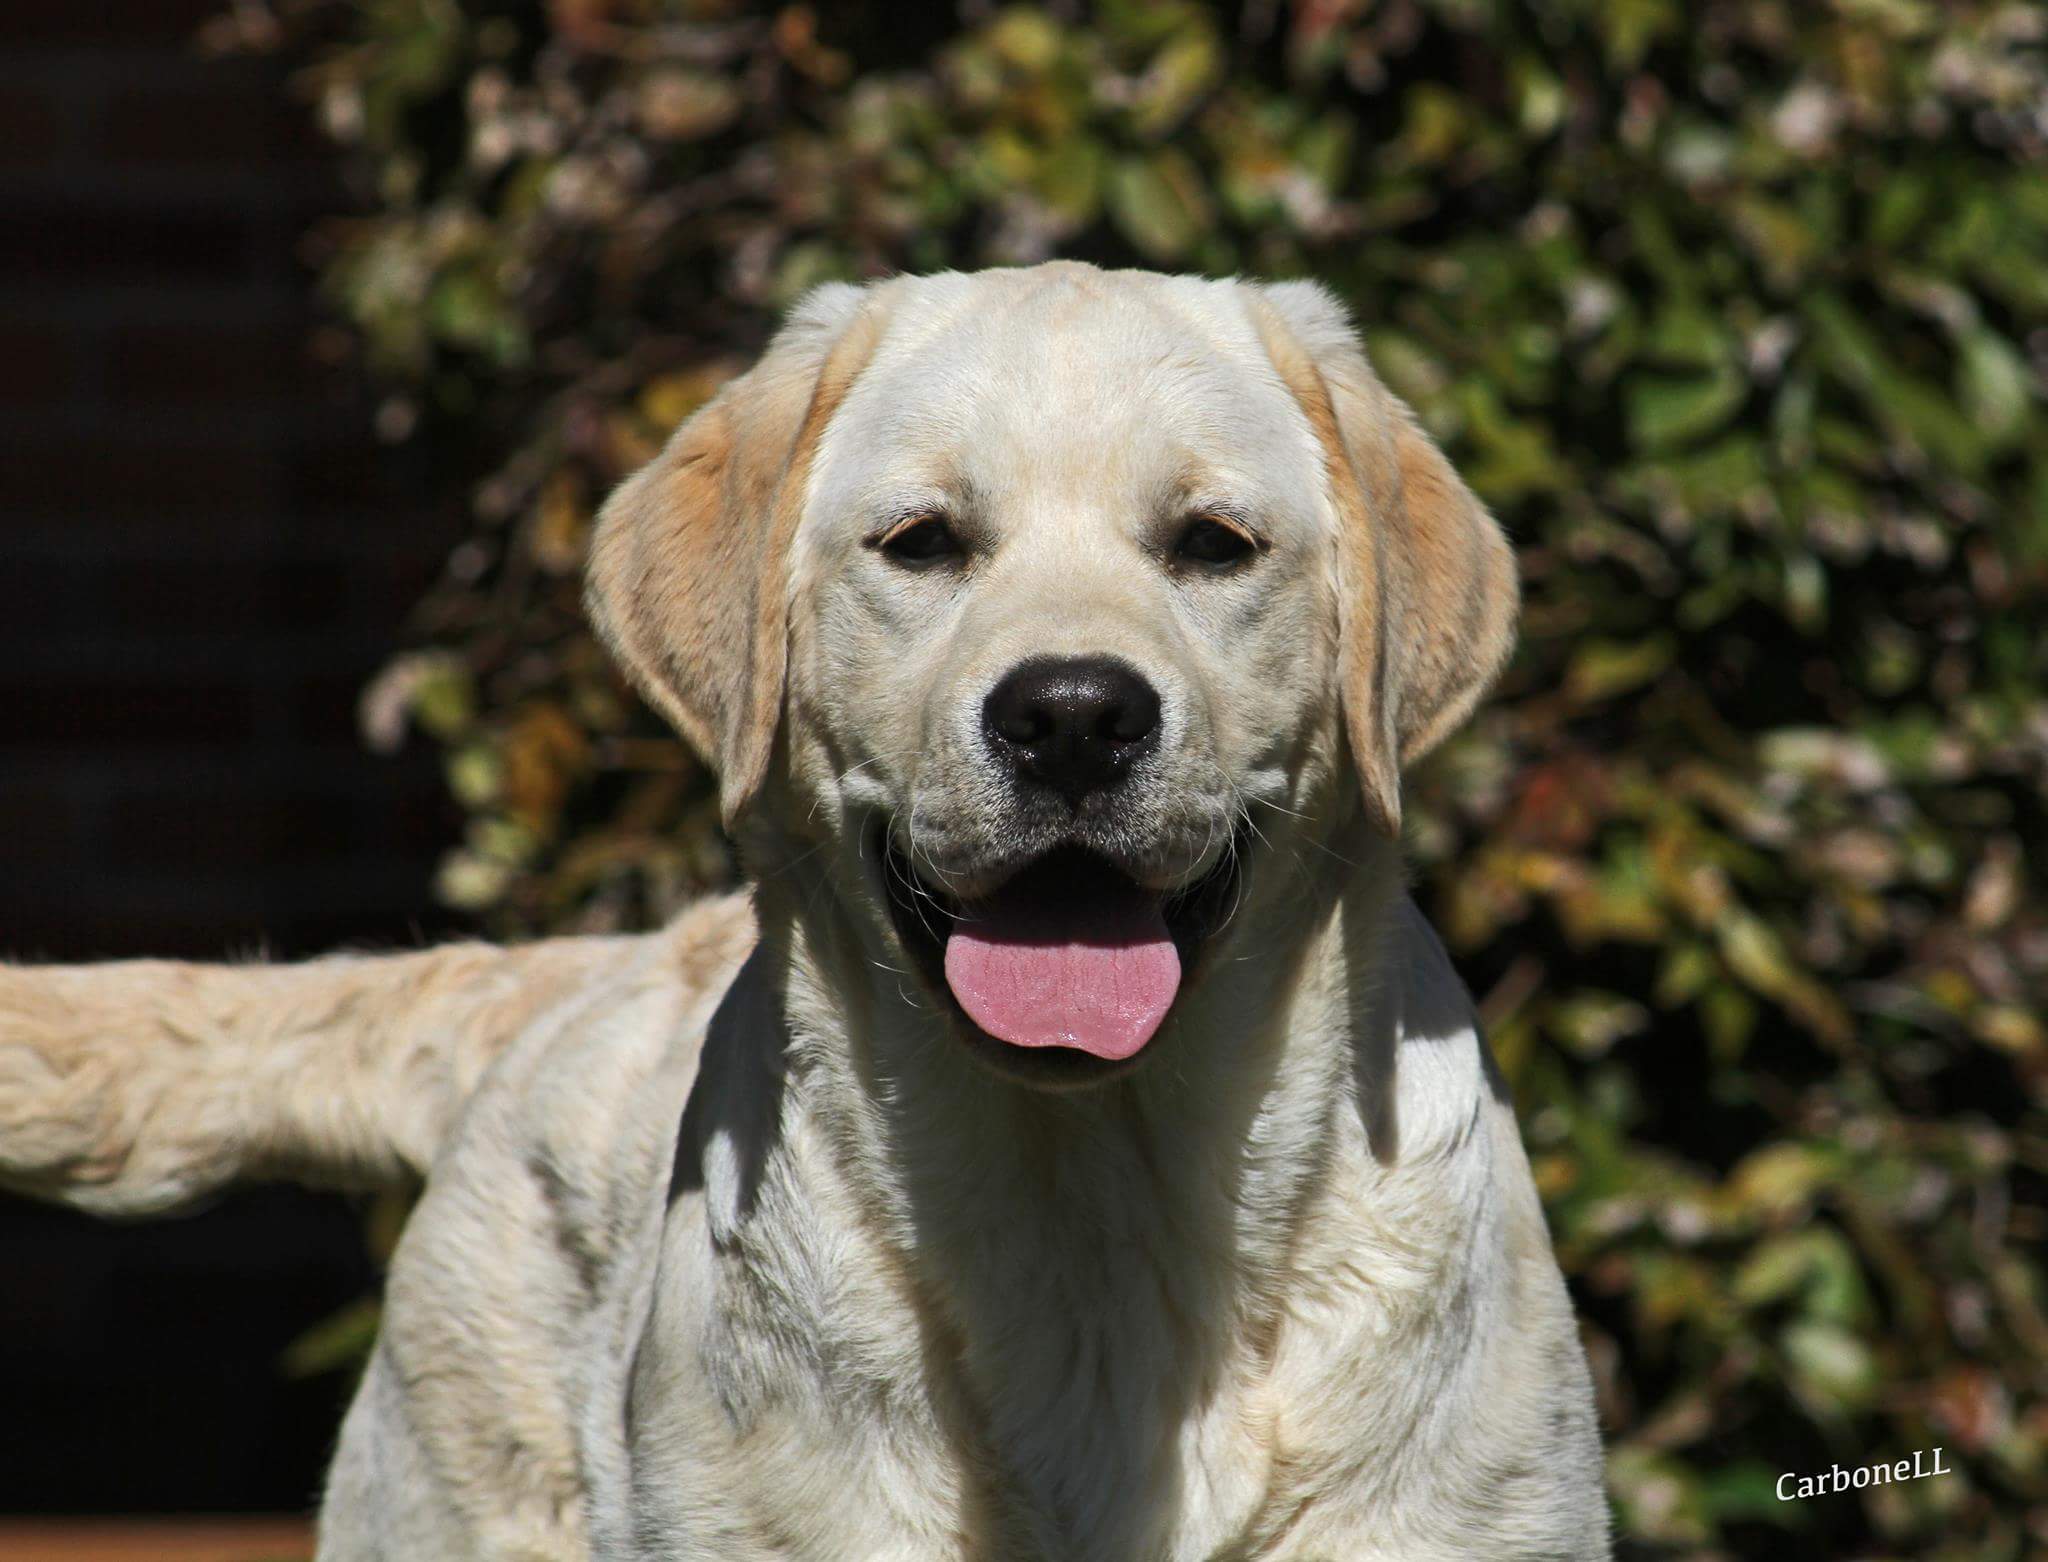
[1,264,1608,1560]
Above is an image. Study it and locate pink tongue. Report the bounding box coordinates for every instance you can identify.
[943,869,1181,1061]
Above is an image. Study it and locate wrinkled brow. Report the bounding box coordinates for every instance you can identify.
[841,466,988,533]
[1159,464,1272,545]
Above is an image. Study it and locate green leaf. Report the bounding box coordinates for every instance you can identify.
[1701,1461,1803,1524]
[1034,136,1105,224]
[1958,328,2032,449]
[1130,29,1220,138]
[1107,153,1205,262]
[1805,291,1984,473]
[1701,984,1757,1060]
[1727,1148,1840,1226]
[1294,113,1353,194]
[1626,367,1747,449]
[985,8,1062,71]
[1780,1319,1879,1413]
[281,1297,382,1378]
[1596,0,1681,69]
[1565,634,1677,704]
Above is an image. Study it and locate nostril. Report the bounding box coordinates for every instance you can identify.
[995,704,1049,745]
[1103,682,1161,746]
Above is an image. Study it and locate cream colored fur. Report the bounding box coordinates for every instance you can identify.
[0,264,1608,1560]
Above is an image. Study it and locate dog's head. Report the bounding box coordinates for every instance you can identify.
[589,265,1515,1086]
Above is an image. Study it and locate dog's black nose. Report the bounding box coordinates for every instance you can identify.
[982,656,1162,801]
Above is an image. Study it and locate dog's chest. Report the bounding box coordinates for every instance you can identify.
[619,1251,1315,1561]
[612,1149,1393,1562]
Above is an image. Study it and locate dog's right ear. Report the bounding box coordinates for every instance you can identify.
[585,283,886,828]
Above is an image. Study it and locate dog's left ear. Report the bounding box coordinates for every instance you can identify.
[585,282,887,828]
[1247,280,1519,838]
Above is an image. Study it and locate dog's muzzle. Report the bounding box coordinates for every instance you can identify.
[879,824,1246,1088]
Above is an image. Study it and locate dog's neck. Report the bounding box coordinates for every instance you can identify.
[692,819,1500,1549]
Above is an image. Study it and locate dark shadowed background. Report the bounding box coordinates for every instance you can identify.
[0,3,462,1514]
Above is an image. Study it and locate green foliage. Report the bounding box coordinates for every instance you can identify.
[226,1,2048,1553]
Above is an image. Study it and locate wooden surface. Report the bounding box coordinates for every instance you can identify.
[0,1517,313,1561]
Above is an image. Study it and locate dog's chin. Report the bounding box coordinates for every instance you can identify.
[877,825,1245,1091]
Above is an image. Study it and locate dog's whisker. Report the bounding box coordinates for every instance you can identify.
[1249,792,1314,822]
[883,807,960,954]
[900,802,970,901]
[832,748,925,787]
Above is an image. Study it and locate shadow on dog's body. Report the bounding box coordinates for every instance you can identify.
[1,265,1608,1559]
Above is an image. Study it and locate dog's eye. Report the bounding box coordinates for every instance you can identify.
[1174,516,1258,569]
[877,515,963,566]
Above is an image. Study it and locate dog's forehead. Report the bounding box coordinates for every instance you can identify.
[808,269,1328,525]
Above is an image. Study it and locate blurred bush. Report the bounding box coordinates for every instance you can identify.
[218,0,2047,1554]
